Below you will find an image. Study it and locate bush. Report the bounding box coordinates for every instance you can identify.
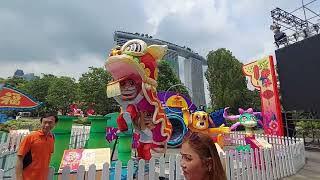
[0,118,41,132]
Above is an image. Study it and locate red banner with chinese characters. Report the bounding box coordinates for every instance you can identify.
[242,56,284,136]
[0,84,42,110]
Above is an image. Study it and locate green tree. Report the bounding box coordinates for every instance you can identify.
[78,67,118,115]
[242,89,261,111]
[0,77,5,83]
[157,60,190,97]
[22,74,58,115]
[46,76,77,113]
[25,74,57,102]
[4,76,29,91]
[205,48,255,113]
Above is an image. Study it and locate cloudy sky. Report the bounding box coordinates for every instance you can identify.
[1,0,319,103]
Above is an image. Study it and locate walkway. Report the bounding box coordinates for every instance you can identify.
[284,150,320,179]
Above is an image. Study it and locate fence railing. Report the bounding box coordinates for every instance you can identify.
[0,130,305,180]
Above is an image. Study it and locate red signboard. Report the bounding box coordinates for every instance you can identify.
[0,84,42,110]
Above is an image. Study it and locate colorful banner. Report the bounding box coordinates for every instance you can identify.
[242,56,283,136]
[59,148,111,172]
[0,84,43,111]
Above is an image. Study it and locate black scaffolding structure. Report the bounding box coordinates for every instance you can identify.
[270,0,320,48]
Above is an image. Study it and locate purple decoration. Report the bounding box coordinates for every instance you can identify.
[106,127,118,143]
[132,133,140,148]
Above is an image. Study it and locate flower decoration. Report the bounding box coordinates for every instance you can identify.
[106,127,118,143]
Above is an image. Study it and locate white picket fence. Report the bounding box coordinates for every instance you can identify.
[0,130,305,180]
[226,132,305,180]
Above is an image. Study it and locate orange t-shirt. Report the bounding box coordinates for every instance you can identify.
[17,130,54,180]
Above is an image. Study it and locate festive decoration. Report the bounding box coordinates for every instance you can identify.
[242,56,283,136]
[0,84,43,111]
[224,107,272,151]
[223,107,262,136]
[157,91,194,147]
[106,127,118,143]
[105,39,172,160]
[183,107,230,148]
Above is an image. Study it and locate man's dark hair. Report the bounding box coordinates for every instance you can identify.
[40,112,58,123]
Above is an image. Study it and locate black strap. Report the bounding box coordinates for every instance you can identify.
[23,150,32,169]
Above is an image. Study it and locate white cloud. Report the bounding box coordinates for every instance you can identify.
[0,53,104,80]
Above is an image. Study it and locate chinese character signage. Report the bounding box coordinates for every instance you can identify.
[59,148,111,172]
[242,56,284,136]
[0,84,43,111]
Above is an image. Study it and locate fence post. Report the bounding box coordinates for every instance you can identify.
[115,161,122,180]
[61,166,71,180]
[241,151,247,180]
[270,146,277,180]
[265,148,271,180]
[76,165,85,180]
[138,159,145,180]
[149,158,156,180]
[175,155,181,180]
[250,149,256,180]
[235,150,240,180]
[127,160,133,180]
[88,164,96,180]
[159,156,165,178]
[0,169,3,180]
[101,163,110,180]
[227,151,233,180]
[279,143,285,178]
[47,167,55,180]
[245,151,250,180]
[225,151,231,180]
[169,155,175,180]
[288,143,294,176]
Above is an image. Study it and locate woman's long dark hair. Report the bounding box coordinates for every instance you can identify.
[183,132,227,180]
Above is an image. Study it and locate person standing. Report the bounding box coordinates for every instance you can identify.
[16,112,58,180]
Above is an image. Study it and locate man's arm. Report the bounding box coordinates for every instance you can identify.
[16,134,31,180]
[16,155,23,180]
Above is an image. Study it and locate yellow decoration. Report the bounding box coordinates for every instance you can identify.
[0,92,21,105]
[145,68,151,77]
[184,110,230,148]
[106,82,121,98]
[166,95,188,108]
[146,45,167,60]
[154,68,158,80]
[242,57,269,88]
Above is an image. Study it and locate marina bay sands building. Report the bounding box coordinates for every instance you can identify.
[113,31,207,106]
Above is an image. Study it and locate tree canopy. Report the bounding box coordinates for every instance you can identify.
[78,67,118,115]
[157,60,190,98]
[205,48,261,113]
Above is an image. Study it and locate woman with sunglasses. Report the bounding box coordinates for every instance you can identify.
[180,132,227,180]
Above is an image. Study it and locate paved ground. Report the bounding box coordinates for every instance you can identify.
[283,150,320,180]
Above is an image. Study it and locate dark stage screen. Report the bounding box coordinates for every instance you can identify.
[276,33,320,118]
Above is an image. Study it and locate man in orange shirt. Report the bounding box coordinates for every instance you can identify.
[16,112,58,180]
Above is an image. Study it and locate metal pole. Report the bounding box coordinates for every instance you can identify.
[285,112,289,137]
[302,0,309,27]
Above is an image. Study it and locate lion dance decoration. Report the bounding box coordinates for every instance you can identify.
[105,39,172,160]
